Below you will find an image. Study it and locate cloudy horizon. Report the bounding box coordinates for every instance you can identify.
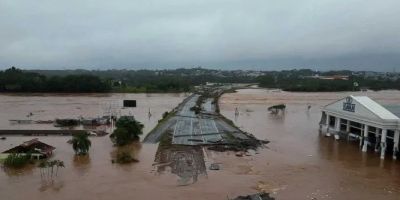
[1,0,399,72]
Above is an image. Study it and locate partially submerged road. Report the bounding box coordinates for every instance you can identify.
[172,95,222,145]
[144,93,253,145]
[144,88,264,185]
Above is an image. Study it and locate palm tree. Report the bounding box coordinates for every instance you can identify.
[71,132,91,155]
[38,161,46,179]
[50,160,57,178]
[55,160,65,176]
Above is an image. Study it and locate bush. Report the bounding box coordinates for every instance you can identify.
[110,116,144,146]
[3,153,31,168]
[162,111,169,119]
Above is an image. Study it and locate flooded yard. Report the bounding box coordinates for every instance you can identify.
[1,90,400,200]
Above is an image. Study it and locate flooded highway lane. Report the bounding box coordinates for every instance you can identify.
[1,90,400,200]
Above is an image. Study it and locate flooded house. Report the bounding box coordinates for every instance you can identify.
[1,138,55,160]
[320,96,400,160]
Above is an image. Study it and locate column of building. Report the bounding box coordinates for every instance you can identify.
[374,128,380,152]
[362,125,369,152]
[334,117,340,140]
[326,114,331,137]
[380,129,387,159]
[393,130,400,160]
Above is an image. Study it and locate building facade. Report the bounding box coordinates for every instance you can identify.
[320,96,400,160]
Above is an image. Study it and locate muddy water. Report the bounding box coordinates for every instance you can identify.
[219,89,400,200]
[1,90,400,200]
[0,93,186,133]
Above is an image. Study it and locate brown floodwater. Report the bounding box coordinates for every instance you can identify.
[0,93,186,133]
[219,89,400,200]
[1,90,400,200]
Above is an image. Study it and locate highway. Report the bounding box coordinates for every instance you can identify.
[144,93,249,145]
[172,95,222,145]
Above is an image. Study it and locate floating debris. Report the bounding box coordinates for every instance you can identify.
[231,192,275,200]
[209,163,220,170]
[55,118,79,127]
[35,120,54,124]
[9,119,33,124]
[235,152,244,157]
[268,104,286,114]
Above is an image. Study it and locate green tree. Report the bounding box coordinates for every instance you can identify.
[110,116,144,146]
[71,132,91,155]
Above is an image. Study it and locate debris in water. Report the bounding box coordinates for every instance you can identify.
[235,152,244,157]
[231,192,275,200]
[209,163,220,170]
[268,104,286,114]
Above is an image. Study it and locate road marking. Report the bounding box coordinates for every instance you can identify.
[199,118,206,143]
[172,119,179,144]
[211,120,218,133]
[190,118,193,145]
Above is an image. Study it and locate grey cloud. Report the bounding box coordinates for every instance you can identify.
[0,0,399,71]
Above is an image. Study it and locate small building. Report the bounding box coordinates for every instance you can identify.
[1,138,55,160]
[319,96,400,160]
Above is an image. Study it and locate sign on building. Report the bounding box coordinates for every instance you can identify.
[123,100,137,107]
[343,97,355,112]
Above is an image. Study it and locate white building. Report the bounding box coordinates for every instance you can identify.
[319,96,400,160]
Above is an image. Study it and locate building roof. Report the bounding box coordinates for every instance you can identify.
[323,96,400,125]
[384,105,400,119]
[2,138,55,154]
[352,96,399,120]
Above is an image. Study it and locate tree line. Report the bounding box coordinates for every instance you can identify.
[0,67,111,92]
[31,68,256,93]
[257,69,400,92]
[1,67,399,92]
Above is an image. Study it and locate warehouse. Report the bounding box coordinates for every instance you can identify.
[320,96,400,160]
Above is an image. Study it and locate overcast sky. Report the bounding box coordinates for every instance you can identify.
[1,0,399,71]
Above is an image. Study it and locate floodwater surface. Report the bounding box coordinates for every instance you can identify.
[1,90,400,200]
[219,89,400,200]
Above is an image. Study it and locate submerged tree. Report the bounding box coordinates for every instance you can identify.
[71,132,91,155]
[110,116,144,146]
[55,160,65,176]
[3,153,31,168]
[39,159,65,181]
[38,161,47,178]
[268,104,286,114]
